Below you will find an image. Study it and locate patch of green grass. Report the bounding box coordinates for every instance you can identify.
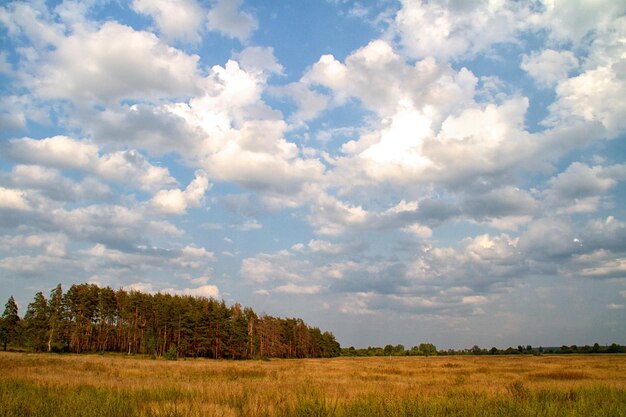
[0,380,136,417]
[284,387,626,417]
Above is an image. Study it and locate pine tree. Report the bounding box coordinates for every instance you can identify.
[48,284,64,352]
[24,292,49,351]
[1,296,20,351]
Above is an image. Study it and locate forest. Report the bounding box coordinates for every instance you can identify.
[2,284,623,360]
[0,283,341,359]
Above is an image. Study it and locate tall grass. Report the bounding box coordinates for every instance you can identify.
[1,353,625,416]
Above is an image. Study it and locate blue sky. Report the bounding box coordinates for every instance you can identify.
[1,0,625,349]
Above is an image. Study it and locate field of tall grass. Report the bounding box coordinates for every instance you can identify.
[1,352,625,416]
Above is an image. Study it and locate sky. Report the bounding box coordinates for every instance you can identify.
[1,0,625,350]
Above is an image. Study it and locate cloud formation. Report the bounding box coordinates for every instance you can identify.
[1,0,625,349]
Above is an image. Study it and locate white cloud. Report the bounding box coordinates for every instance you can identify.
[83,243,215,274]
[578,258,626,280]
[206,0,258,42]
[392,0,528,61]
[81,103,203,156]
[308,193,371,236]
[9,164,111,202]
[403,223,433,239]
[151,170,211,215]
[132,0,204,43]
[0,187,31,211]
[174,245,216,267]
[126,281,219,299]
[231,219,262,232]
[235,46,283,76]
[292,239,358,256]
[356,104,434,182]
[535,0,624,45]
[274,283,321,295]
[306,40,477,119]
[35,21,200,104]
[4,135,99,170]
[0,233,68,257]
[339,293,376,315]
[4,136,177,192]
[521,49,579,88]
[0,1,63,49]
[547,65,626,138]
[607,303,625,310]
[178,284,219,299]
[544,12,626,138]
[543,162,626,213]
[97,150,178,193]
[240,251,305,283]
[166,60,327,199]
[269,82,330,123]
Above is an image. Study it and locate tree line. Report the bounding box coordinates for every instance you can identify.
[341,343,625,357]
[0,283,341,359]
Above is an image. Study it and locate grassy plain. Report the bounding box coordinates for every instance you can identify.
[1,352,625,416]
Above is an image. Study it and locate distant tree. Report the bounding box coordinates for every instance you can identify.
[489,347,499,355]
[408,345,421,356]
[592,343,600,353]
[557,345,573,354]
[392,344,405,356]
[607,343,623,353]
[419,343,437,356]
[2,296,20,351]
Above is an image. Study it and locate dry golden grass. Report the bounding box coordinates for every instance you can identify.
[1,352,625,416]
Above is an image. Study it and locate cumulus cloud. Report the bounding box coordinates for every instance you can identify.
[82,243,215,274]
[34,21,200,104]
[543,162,626,213]
[306,40,477,119]
[0,1,64,48]
[535,0,625,45]
[391,0,528,61]
[269,82,330,124]
[7,164,111,202]
[240,250,305,284]
[234,46,283,76]
[165,59,326,198]
[78,103,204,156]
[150,170,211,215]
[308,193,372,236]
[178,284,220,299]
[132,0,204,43]
[543,11,626,138]
[0,233,68,258]
[547,65,626,138]
[0,187,31,211]
[206,0,258,42]
[3,136,177,192]
[274,283,321,295]
[125,281,219,299]
[521,49,579,88]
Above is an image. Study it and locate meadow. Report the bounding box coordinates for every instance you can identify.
[1,352,625,417]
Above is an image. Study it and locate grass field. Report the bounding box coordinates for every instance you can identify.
[1,352,625,416]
